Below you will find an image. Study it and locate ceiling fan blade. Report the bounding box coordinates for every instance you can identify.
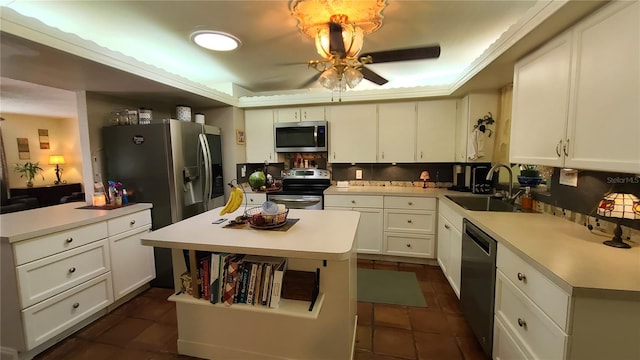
[360,66,388,85]
[300,73,321,89]
[362,45,441,63]
[329,22,346,58]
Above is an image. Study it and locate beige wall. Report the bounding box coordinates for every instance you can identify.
[1,113,83,188]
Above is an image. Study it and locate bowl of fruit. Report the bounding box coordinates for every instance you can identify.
[245,202,289,229]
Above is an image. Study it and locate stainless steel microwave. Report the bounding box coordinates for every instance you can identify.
[274,121,328,152]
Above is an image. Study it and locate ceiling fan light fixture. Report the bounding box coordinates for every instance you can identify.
[315,23,364,59]
[344,67,363,88]
[191,30,241,51]
[318,68,339,89]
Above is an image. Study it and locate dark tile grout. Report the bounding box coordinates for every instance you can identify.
[35,260,487,360]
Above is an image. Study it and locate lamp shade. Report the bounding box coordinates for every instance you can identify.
[420,171,430,181]
[314,23,364,59]
[49,155,65,165]
[597,193,640,220]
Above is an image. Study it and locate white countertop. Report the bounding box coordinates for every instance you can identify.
[0,202,153,243]
[141,207,360,261]
[325,185,640,295]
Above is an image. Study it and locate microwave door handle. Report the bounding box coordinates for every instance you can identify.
[314,126,318,147]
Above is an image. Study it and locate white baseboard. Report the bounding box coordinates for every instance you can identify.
[1,347,18,360]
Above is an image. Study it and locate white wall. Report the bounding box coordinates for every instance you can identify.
[0,113,83,188]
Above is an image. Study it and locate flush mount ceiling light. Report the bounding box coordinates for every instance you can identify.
[191,30,241,51]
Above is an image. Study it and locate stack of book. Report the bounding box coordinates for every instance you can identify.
[184,253,288,308]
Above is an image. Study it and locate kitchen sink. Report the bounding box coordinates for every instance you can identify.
[445,195,524,212]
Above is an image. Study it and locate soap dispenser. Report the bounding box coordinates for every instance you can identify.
[521,186,532,210]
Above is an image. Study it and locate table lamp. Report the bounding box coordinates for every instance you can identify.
[597,192,640,249]
[49,155,65,184]
[420,171,430,188]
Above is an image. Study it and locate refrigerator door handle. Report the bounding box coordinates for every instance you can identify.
[198,133,212,211]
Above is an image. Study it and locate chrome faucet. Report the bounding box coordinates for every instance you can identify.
[486,163,515,200]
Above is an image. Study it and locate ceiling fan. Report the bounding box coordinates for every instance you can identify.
[305,19,441,89]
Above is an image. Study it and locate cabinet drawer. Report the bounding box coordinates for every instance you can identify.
[16,239,110,309]
[384,210,435,233]
[22,273,113,350]
[495,270,567,360]
[245,192,267,206]
[385,233,435,258]
[497,244,570,330]
[493,316,531,360]
[14,222,108,266]
[384,196,436,210]
[107,210,151,236]
[324,195,383,208]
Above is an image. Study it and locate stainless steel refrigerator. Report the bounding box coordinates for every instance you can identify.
[102,119,224,288]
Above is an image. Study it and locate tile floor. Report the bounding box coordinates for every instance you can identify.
[34,260,488,360]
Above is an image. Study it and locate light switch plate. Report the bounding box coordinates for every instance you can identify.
[355,169,363,180]
[559,169,578,187]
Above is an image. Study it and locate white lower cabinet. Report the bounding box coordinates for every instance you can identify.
[493,316,529,360]
[326,194,437,259]
[325,195,383,254]
[436,200,463,298]
[108,209,155,301]
[383,196,436,258]
[3,206,155,357]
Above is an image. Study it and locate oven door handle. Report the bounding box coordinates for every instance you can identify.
[271,197,319,203]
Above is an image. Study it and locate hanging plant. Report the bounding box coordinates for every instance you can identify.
[473,112,495,137]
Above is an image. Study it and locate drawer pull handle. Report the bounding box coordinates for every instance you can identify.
[72,302,80,309]
[444,224,450,229]
[66,237,73,243]
[517,272,526,281]
[406,243,412,248]
[408,202,413,206]
[351,200,356,204]
[69,267,76,273]
[250,198,254,202]
[407,220,413,224]
[517,318,527,328]
[130,220,136,225]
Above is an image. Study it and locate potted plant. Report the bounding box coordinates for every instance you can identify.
[518,164,542,187]
[14,161,44,187]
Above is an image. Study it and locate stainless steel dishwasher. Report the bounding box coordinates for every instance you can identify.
[460,219,497,358]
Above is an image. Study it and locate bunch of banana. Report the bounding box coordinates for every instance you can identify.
[219,186,244,215]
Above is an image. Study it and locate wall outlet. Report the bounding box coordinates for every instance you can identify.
[355,169,363,180]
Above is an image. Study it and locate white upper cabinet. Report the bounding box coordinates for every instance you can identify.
[566,0,639,173]
[327,104,378,163]
[245,109,276,163]
[511,1,639,173]
[275,106,325,122]
[378,102,417,163]
[510,32,572,168]
[416,100,457,162]
[456,93,499,163]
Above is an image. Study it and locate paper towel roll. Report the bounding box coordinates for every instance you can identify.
[195,113,205,124]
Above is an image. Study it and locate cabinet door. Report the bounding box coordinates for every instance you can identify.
[109,226,155,300]
[566,1,640,173]
[378,102,416,162]
[353,207,383,254]
[245,109,275,163]
[301,106,325,121]
[510,32,572,167]
[275,108,300,123]
[436,214,451,275]
[448,224,462,299]
[416,100,456,162]
[327,104,377,163]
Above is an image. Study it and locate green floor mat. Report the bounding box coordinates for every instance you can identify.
[357,268,427,307]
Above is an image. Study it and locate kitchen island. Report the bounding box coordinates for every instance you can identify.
[140,207,360,360]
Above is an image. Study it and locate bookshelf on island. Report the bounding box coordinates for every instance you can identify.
[141,207,359,360]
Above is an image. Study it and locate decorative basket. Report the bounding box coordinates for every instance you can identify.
[245,206,289,229]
